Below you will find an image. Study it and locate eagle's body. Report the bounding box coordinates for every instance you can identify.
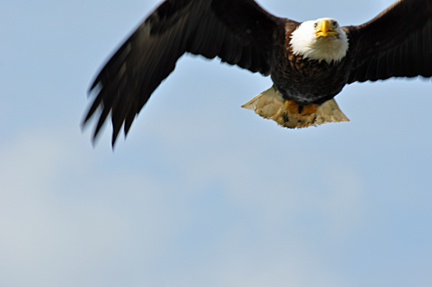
[271,19,351,106]
[84,0,432,145]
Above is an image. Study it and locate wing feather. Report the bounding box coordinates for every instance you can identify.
[346,0,432,83]
[84,0,282,145]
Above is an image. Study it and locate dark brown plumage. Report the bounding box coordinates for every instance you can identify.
[84,0,432,146]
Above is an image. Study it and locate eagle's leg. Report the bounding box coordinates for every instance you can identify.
[284,99,299,114]
[284,100,318,116]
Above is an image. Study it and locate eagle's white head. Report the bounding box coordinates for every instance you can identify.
[290,18,349,64]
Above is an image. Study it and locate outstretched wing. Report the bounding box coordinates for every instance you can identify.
[345,0,432,83]
[84,0,283,146]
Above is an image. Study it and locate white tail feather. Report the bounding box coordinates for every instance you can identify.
[241,86,349,128]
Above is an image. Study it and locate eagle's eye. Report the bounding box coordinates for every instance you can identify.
[332,21,338,28]
[314,22,318,29]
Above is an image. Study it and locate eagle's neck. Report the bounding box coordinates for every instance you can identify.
[289,20,349,64]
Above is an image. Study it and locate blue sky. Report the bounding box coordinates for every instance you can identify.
[1,0,431,286]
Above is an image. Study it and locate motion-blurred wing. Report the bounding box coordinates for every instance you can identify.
[346,0,432,83]
[85,0,282,146]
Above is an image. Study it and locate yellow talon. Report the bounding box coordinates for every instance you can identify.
[300,103,318,116]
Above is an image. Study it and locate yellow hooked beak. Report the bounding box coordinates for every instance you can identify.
[315,20,338,37]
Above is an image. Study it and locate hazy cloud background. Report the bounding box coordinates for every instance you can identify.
[1,0,431,286]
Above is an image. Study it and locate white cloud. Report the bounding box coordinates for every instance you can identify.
[0,129,126,286]
[0,126,190,287]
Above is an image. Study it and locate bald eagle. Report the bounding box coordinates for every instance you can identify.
[84,0,432,146]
